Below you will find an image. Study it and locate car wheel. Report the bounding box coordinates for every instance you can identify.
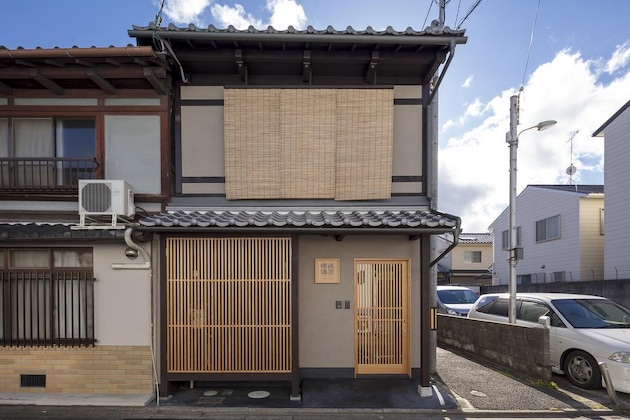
[563,350,602,390]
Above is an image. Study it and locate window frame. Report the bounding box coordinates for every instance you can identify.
[463,250,482,264]
[501,226,521,250]
[0,247,95,347]
[535,215,561,243]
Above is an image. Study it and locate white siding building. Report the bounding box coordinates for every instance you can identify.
[489,185,604,285]
[593,100,630,280]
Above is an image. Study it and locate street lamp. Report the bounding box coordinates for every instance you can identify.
[506,94,556,323]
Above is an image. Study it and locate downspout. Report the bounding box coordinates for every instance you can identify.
[430,212,461,268]
[111,227,151,269]
[427,39,456,106]
[426,39,460,267]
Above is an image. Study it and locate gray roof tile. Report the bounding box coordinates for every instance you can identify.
[131,23,465,38]
[0,222,125,241]
[139,209,459,232]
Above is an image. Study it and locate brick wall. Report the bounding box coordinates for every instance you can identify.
[0,346,154,394]
[437,315,551,381]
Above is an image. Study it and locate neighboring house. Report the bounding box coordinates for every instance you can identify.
[437,233,492,286]
[127,22,467,398]
[489,185,604,286]
[0,46,170,395]
[593,100,630,280]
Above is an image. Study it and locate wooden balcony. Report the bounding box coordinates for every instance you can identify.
[0,158,99,193]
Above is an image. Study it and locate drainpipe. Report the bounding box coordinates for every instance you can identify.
[427,40,456,106]
[111,227,151,270]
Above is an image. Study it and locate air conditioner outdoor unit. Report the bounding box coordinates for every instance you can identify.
[78,180,135,217]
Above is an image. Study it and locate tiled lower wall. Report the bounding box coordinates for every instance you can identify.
[0,346,154,394]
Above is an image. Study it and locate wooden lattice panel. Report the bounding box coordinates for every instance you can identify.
[355,260,409,375]
[166,237,292,373]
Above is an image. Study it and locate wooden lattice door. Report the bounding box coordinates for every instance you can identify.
[166,237,292,374]
[355,259,410,375]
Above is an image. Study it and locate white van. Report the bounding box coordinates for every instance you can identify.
[468,292,630,393]
[436,285,478,316]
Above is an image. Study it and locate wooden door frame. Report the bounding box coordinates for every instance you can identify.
[353,258,411,377]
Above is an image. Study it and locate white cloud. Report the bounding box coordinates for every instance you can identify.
[439,45,630,233]
[462,75,473,88]
[267,0,307,29]
[606,41,630,74]
[210,0,306,30]
[211,3,264,29]
[162,0,212,25]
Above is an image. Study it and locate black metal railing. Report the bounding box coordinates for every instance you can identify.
[0,158,99,192]
[0,271,95,347]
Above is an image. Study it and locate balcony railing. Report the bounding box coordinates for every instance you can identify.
[0,157,99,192]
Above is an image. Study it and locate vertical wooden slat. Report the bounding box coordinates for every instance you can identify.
[355,259,409,375]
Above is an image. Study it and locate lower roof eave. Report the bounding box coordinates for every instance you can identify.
[134,226,458,235]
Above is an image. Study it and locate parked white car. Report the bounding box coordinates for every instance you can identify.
[436,285,479,316]
[467,292,630,393]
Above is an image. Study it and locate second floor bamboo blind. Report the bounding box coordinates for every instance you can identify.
[224,88,393,200]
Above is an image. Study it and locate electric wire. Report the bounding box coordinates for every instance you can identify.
[454,0,462,28]
[455,0,482,29]
[422,0,435,29]
[521,0,542,90]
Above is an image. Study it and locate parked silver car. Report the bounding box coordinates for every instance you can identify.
[468,292,630,393]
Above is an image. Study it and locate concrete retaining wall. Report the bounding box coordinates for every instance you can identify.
[437,314,551,381]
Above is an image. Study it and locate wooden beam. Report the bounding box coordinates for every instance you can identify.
[15,59,36,68]
[28,69,64,95]
[105,58,123,67]
[0,66,167,80]
[43,59,65,67]
[143,67,168,95]
[87,68,116,95]
[235,49,246,82]
[0,81,13,95]
[365,51,378,84]
[302,50,311,83]
[74,59,95,67]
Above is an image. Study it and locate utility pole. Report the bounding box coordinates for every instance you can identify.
[438,0,446,28]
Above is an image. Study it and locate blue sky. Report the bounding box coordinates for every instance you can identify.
[3,0,630,232]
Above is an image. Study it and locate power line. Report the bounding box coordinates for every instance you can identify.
[521,0,542,89]
[455,0,482,29]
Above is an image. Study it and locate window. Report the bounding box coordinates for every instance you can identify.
[0,248,95,347]
[463,251,482,263]
[536,215,560,242]
[501,227,521,250]
[0,118,96,188]
[518,300,550,323]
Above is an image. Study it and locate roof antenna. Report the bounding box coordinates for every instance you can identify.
[565,130,579,190]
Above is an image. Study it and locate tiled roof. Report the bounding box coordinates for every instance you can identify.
[0,222,126,241]
[458,233,492,244]
[532,185,604,195]
[130,22,466,38]
[138,209,459,232]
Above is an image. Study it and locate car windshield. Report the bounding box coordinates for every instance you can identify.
[437,289,478,305]
[552,298,630,329]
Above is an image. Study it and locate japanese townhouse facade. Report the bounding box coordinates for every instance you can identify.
[128,23,466,398]
[0,46,170,395]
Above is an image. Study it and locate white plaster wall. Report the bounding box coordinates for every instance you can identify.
[298,235,421,368]
[93,243,152,345]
